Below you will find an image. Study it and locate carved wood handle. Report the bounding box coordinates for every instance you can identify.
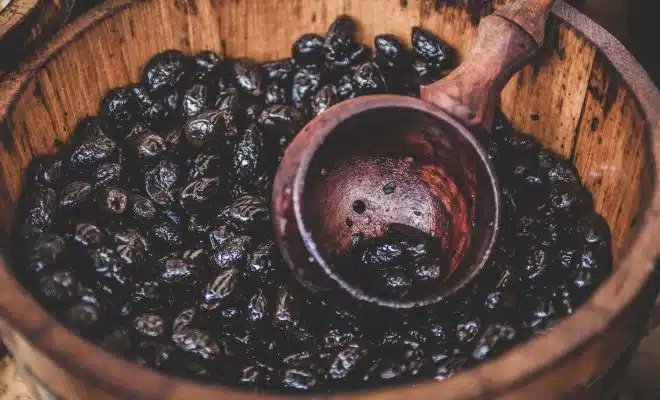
[420,0,556,132]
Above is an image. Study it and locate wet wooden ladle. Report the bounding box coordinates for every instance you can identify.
[273,0,556,308]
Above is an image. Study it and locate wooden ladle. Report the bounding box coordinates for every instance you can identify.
[273,0,556,308]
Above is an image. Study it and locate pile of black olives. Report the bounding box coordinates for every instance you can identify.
[11,16,611,393]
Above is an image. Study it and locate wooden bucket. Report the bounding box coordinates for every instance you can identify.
[0,0,77,74]
[0,0,659,399]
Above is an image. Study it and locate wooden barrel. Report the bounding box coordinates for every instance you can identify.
[0,0,659,399]
[0,0,77,74]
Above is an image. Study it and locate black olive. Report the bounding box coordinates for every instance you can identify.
[97,186,129,215]
[292,66,324,110]
[233,59,265,98]
[100,326,133,356]
[310,83,339,116]
[130,193,158,222]
[152,221,183,248]
[322,325,361,351]
[161,88,182,114]
[87,245,132,287]
[357,239,406,266]
[293,34,325,66]
[547,183,592,217]
[522,295,559,332]
[240,362,274,386]
[576,212,612,249]
[181,83,210,119]
[192,51,224,83]
[186,213,213,237]
[257,105,305,144]
[179,177,222,210]
[247,288,268,323]
[432,352,469,381]
[281,367,319,390]
[141,50,190,94]
[413,258,445,281]
[156,256,199,284]
[218,195,271,234]
[411,27,453,69]
[273,285,298,330]
[59,181,93,209]
[214,90,242,137]
[518,244,552,291]
[212,235,253,269]
[246,240,280,283]
[324,15,357,54]
[39,269,77,304]
[73,223,104,247]
[200,268,240,310]
[131,280,163,312]
[184,109,233,148]
[411,58,444,85]
[144,160,180,206]
[142,100,171,130]
[504,132,541,153]
[471,324,517,361]
[136,341,175,369]
[162,126,185,156]
[132,132,167,161]
[262,58,295,84]
[231,124,266,185]
[70,117,105,146]
[66,300,102,336]
[328,343,368,380]
[27,155,64,188]
[538,150,580,185]
[208,223,238,250]
[250,171,274,199]
[113,228,150,266]
[244,102,264,124]
[336,74,357,100]
[264,83,289,106]
[172,307,197,333]
[100,86,140,134]
[171,328,223,360]
[186,153,226,181]
[454,314,481,345]
[375,34,408,70]
[134,313,166,338]
[70,133,117,170]
[353,62,388,95]
[94,163,122,188]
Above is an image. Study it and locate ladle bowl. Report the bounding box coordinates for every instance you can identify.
[274,95,500,307]
[273,0,554,307]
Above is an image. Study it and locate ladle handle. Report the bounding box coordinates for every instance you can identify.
[420,0,556,132]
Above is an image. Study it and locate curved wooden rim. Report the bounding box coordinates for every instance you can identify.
[0,1,658,398]
[0,0,38,38]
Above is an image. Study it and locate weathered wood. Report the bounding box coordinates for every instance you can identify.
[0,0,38,38]
[421,0,554,131]
[0,0,77,75]
[0,0,658,399]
